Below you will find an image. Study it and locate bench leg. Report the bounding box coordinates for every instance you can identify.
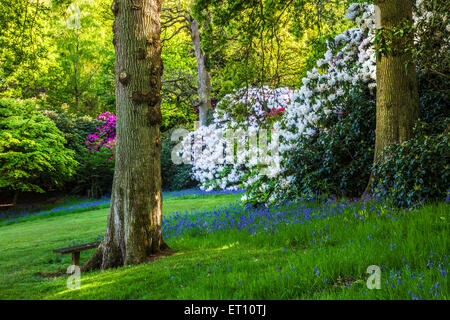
[72,252,80,266]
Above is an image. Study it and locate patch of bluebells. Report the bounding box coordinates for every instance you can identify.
[159,199,448,299]
[161,199,375,240]
[429,282,441,297]
[162,188,244,200]
[1,197,111,224]
[384,252,449,300]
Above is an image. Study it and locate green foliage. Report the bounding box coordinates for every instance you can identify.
[161,128,197,191]
[286,88,376,199]
[299,35,330,81]
[72,147,115,198]
[0,0,115,114]
[417,72,450,134]
[47,0,115,114]
[0,0,56,99]
[161,98,198,131]
[192,0,344,99]
[42,109,100,154]
[43,109,114,197]
[374,19,415,59]
[372,122,450,208]
[0,98,77,194]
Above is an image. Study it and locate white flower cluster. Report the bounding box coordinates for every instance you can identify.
[179,86,294,191]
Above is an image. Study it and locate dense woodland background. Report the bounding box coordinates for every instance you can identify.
[0,0,448,207]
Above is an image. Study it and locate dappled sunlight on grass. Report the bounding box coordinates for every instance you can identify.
[51,279,117,298]
[218,242,240,250]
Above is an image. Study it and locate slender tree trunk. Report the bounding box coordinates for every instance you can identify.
[190,19,211,126]
[84,0,168,271]
[12,191,20,206]
[75,28,80,113]
[365,0,419,194]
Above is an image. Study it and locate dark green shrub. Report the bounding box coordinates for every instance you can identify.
[41,110,101,155]
[417,72,449,134]
[369,72,449,208]
[371,121,450,208]
[72,147,115,198]
[161,128,197,191]
[285,88,376,199]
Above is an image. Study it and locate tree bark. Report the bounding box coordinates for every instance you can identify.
[75,28,80,113]
[12,191,20,206]
[190,19,211,126]
[365,0,420,194]
[83,0,168,271]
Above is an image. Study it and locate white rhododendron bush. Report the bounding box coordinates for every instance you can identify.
[178,86,294,191]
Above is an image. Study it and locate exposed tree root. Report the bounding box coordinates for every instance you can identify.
[81,245,104,272]
[81,239,172,272]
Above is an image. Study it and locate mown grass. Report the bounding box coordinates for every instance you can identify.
[0,192,448,300]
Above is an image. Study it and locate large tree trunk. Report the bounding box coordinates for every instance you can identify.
[83,0,168,271]
[365,0,419,193]
[190,19,211,126]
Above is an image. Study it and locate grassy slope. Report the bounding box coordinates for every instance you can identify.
[0,194,448,300]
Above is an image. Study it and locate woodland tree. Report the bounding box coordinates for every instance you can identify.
[84,0,168,270]
[161,3,211,126]
[366,0,420,192]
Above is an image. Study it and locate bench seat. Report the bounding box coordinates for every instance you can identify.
[53,242,101,266]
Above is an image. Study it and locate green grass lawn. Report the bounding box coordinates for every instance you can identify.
[0,192,448,300]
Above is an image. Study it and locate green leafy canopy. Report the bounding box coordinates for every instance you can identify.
[0,98,78,193]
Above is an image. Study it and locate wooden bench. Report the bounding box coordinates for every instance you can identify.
[53,242,100,266]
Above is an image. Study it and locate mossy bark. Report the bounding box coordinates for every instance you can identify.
[84,0,168,271]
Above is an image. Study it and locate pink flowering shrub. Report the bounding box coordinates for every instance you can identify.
[72,112,117,198]
[85,112,116,159]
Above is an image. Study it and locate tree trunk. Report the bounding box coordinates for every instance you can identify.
[83,0,168,271]
[12,191,20,206]
[365,0,419,194]
[190,19,211,126]
[75,28,80,114]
